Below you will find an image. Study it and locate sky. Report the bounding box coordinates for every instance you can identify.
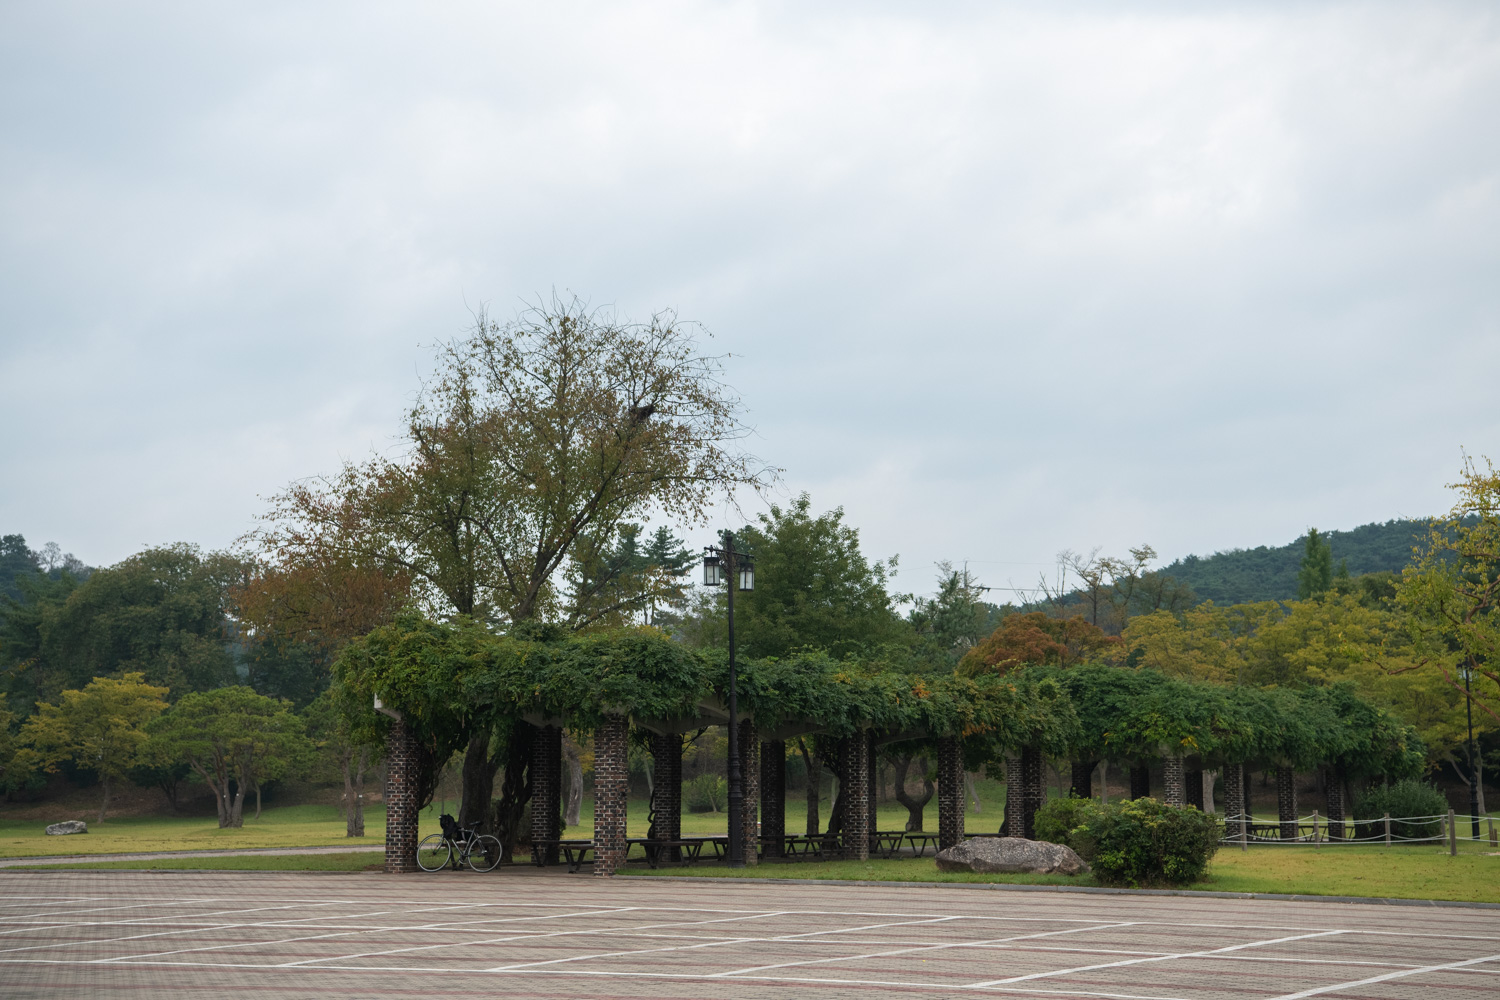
[2,1,1497,598]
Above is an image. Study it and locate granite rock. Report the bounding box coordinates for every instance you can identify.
[935,836,1088,875]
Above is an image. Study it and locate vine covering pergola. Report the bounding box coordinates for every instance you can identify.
[337,614,1422,874]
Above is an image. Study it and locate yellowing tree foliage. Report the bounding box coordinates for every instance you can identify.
[19,673,168,822]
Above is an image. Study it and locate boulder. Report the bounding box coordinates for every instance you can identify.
[935,836,1088,876]
[45,821,88,836]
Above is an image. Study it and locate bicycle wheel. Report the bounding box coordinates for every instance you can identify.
[467,834,503,872]
[416,834,452,872]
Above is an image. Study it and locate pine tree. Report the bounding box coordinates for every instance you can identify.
[1297,528,1334,600]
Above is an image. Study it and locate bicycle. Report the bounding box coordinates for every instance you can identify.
[416,814,503,872]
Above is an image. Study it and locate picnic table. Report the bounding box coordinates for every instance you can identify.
[871,831,907,858]
[627,838,717,868]
[781,833,841,857]
[531,838,595,873]
[904,833,939,857]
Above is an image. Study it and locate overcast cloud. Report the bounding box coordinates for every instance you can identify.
[2,1,1497,595]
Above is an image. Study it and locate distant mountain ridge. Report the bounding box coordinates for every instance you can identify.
[1160,519,1426,606]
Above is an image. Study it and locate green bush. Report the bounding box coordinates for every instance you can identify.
[1034,795,1103,849]
[685,774,726,813]
[1054,798,1222,887]
[1353,779,1448,839]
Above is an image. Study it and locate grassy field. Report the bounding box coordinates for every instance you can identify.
[8,791,1499,905]
[15,852,383,872]
[631,844,1500,904]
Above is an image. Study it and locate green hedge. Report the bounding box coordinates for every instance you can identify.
[1035,796,1222,887]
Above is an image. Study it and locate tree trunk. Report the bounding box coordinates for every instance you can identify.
[491,721,535,863]
[563,733,584,828]
[254,781,263,820]
[824,738,848,840]
[97,777,111,825]
[1098,760,1109,804]
[892,755,934,831]
[798,738,821,836]
[345,748,368,838]
[459,730,503,833]
[228,777,246,829]
[965,771,982,813]
[1070,759,1098,800]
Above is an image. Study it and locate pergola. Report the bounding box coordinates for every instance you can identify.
[347,617,1424,873]
[357,626,1048,875]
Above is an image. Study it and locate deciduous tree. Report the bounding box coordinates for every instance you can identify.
[19,673,167,822]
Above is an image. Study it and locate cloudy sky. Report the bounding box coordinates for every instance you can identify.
[3,1,1497,596]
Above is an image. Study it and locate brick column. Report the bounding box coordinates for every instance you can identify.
[739,719,759,866]
[531,725,562,865]
[1021,745,1044,839]
[1276,765,1298,841]
[383,718,419,874]
[1002,752,1022,836]
[592,716,629,876]
[1325,765,1345,840]
[841,731,870,860]
[867,735,879,848]
[1185,766,1204,810]
[1163,754,1185,808]
[1223,763,1247,839]
[936,735,964,850]
[650,732,682,859]
[1129,762,1151,800]
[760,740,785,858]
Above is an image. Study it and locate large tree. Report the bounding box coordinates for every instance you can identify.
[679,493,908,659]
[1,545,242,713]
[19,673,168,822]
[258,296,768,831]
[1397,455,1500,808]
[149,686,312,828]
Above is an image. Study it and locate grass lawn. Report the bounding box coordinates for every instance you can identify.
[13,852,383,872]
[0,804,392,858]
[629,844,1500,904]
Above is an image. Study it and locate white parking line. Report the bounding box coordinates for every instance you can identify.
[967,929,1349,987]
[713,920,1139,977]
[1269,951,1500,999]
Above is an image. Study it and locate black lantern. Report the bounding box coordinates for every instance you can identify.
[702,553,723,587]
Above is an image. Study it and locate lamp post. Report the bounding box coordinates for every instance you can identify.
[704,530,754,868]
[1463,662,1480,840]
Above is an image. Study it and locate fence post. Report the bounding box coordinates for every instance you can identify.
[1312,810,1320,848]
[1240,814,1248,852]
[1448,808,1457,856]
[1384,813,1391,846]
[1490,817,1497,848]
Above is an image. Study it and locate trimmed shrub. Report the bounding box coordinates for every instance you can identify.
[1034,796,1103,850]
[1052,798,1222,887]
[1352,779,1447,839]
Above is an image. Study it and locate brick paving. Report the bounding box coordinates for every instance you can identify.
[0,869,1497,998]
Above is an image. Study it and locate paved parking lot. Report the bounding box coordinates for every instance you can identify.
[1,869,1497,998]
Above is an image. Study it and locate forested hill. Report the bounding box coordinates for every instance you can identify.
[1161,519,1427,605]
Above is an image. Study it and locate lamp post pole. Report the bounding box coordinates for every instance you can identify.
[724,530,744,868]
[1464,662,1480,840]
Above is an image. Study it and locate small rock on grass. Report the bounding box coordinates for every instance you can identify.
[45,821,88,836]
[936,836,1088,876]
